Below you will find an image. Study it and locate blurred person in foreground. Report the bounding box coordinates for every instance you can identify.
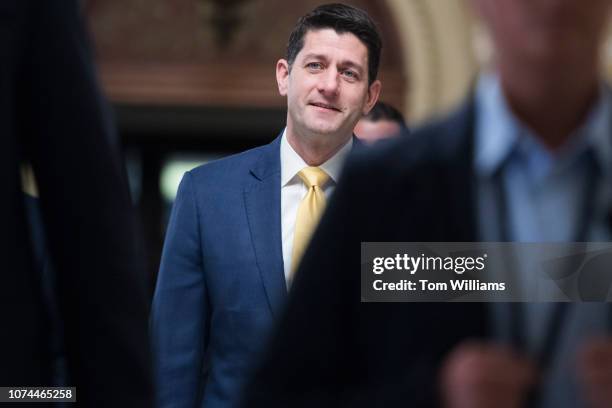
[24,193,67,387]
[242,0,612,407]
[354,100,407,144]
[150,3,381,408]
[1,0,153,405]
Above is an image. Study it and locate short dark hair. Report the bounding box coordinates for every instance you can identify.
[363,101,406,126]
[286,3,382,85]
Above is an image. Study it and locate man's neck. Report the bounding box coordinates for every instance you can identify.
[285,129,352,166]
[498,56,600,150]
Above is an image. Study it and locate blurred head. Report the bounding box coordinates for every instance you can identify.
[276,3,382,150]
[355,101,406,144]
[470,0,612,68]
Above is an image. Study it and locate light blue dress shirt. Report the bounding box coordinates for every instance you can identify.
[474,73,612,408]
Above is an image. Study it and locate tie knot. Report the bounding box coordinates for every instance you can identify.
[298,167,329,189]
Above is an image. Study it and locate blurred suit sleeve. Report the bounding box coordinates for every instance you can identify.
[151,172,209,408]
[16,0,153,405]
[240,156,441,408]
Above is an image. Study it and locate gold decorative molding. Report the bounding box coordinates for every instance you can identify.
[99,62,282,107]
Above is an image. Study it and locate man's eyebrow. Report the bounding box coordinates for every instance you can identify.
[300,53,329,62]
[301,53,365,72]
[339,60,365,74]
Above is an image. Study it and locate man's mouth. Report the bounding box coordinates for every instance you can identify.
[309,102,341,112]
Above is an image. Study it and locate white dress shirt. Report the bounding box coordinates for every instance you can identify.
[280,129,353,285]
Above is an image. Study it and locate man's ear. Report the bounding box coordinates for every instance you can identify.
[363,79,382,115]
[276,59,290,96]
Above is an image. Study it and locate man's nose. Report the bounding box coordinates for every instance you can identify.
[317,69,340,96]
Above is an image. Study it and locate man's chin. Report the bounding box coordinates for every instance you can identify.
[303,126,343,139]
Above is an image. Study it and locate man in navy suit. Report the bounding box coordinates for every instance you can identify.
[151,4,382,407]
[242,0,612,407]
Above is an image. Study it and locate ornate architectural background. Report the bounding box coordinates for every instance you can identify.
[87,0,612,125]
[87,0,407,111]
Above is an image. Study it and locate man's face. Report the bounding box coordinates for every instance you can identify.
[472,0,612,64]
[276,29,380,144]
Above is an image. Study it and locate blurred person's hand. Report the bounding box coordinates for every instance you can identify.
[440,341,537,408]
[578,338,612,408]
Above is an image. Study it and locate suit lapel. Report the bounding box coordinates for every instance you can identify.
[244,136,287,318]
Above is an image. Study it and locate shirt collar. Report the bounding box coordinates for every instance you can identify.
[280,128,353,187]
[474,73,518,178]
[474,73,612,180]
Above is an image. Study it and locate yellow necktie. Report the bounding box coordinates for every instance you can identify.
[291,167,330,275]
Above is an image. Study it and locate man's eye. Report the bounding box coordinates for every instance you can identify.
[342,70,358,79]
[306,62,323,70]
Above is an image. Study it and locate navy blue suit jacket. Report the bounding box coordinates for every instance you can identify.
[153,135,364,407]
[152,136,289,408]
